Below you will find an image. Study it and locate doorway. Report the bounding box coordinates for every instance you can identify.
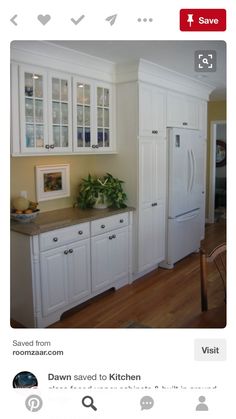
[208,121,226,223]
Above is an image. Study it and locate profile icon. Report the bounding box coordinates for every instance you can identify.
[196,395,208,411]
[13,371,38,388]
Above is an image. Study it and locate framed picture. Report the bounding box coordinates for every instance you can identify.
[35,164,70,202]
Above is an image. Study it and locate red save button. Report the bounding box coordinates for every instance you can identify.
[180,9,226,31]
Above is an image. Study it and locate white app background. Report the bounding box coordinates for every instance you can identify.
[1,0,235,417]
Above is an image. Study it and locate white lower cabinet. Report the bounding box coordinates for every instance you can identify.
[40,239,91,317]
[91,226,129,292]
[11,211,132,327]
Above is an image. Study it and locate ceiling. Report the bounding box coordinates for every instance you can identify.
[50,40,226,101]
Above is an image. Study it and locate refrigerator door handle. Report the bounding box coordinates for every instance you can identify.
[175,211,199,222]
[187,150,192,192]
[190,150,196,192]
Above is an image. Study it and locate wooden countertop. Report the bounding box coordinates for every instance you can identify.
[11,206,134,236]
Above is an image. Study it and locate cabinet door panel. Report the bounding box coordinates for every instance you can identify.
[139,83,166,136]
[152,204,166,263]
[139,137,166,272]
[95,82,112,149]
[167,92,199,129]
[40,248,68,316]
[109,227,129,283]
[48,72,72,152]
[91,234,110,292]
[67,240,91,303]
[139,139,155,208]
[19,66,48,153]
[138,207,155,271]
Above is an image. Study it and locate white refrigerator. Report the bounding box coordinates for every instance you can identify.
[161,127,204,269]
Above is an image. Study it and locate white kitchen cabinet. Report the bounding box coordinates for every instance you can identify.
[139,82,166,136]
[91,226,129,292]
[11,64,115,156]
[167,91,199,129]
[40,239,91,316]
[11,210,132,327]
[73,78,114,153]
[138,137,166,272]
[18,65,48,154]
[16,66,73,154]
[48,72,73,152]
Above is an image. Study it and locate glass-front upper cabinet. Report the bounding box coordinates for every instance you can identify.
[96,85,110,148]
[19,66,48,153]
[73,78,92,150]
[48,73,72,152]
[73,78,113,153]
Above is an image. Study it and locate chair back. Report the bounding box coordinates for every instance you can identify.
[200,243,226,312]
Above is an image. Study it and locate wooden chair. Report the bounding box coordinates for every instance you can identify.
[200,243,226,312]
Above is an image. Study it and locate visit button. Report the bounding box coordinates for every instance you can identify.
[180,9,226,31]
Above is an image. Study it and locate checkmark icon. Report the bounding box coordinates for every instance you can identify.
[71,15,85,25]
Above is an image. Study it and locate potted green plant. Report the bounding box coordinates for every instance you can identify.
[76,173,127,209]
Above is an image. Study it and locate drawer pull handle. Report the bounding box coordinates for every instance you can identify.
[182,122,188,126]
[78,230,83,235]
[152,130,158,134]
[64,250,69,255]
[119,219,124,223]
[50,144,55,149]
[53,237,58,242]
[152,202,157,207]
[101,224,105,229]
[69,249,73,253]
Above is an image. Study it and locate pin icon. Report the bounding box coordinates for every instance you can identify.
[37,14,51,25]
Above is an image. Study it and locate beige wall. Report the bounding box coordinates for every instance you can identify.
[11,155,93,212]
[206,100,226,218]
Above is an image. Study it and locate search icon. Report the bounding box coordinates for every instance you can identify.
[82,395,97,411]
[202,58,209,64]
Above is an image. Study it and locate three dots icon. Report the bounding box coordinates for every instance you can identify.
[137,18,153,23]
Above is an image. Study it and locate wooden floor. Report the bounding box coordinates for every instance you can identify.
[49,219,226,329]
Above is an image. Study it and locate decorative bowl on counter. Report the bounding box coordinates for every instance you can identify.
[11,209,40,223]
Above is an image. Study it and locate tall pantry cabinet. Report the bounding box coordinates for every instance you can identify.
[116,80,167,276]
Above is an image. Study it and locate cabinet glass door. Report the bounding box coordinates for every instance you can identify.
[24,71,45,149]
[96,86,110,148]
[51,77,71,149]
[75,82,91,148]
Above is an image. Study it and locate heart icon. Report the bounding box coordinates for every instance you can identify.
[37,14,51,25]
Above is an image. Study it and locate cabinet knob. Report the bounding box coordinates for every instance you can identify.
[53,237,58,242]
[151,202,158,207]
[45,144,50,149]
[78,230,83,235]
[101,224,105,229]
[50,144,55,149]
[109,235,113,240]
[119,219,124,223]
[182,122,188,126]
[152,130,158,134]
[69,249,73,253]
[112,234,116,239]
[64,250,69,255]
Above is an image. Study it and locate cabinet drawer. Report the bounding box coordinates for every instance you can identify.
[91,212,129,236]
[39,222,90,251]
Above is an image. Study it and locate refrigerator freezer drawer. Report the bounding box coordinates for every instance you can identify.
[167,210,201,266]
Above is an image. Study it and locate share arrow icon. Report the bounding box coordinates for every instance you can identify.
[105,14,117,26]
